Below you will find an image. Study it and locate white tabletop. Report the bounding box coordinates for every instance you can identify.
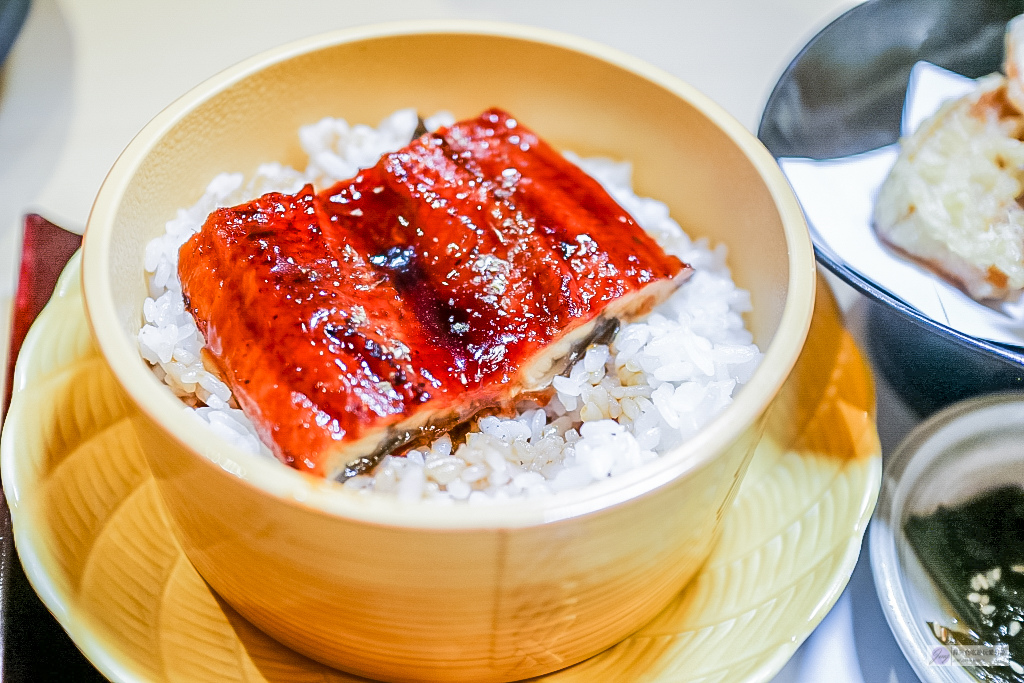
[0,0,926,680]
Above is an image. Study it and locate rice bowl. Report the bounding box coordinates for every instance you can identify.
[80,22,815,681]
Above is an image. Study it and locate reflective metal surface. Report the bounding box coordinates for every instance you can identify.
[759,0,1024,415]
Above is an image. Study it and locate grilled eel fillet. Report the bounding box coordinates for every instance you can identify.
[179,109,690,478]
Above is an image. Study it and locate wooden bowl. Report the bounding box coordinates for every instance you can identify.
[80,21,815,682]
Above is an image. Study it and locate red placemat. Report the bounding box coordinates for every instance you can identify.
[0,215,103,681]
[2,214,82,420]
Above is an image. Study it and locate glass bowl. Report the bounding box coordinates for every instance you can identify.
[871,392,1024,682]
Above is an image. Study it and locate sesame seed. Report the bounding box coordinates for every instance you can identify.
[1010,620,1022,637]
[969,592,982,603]
[1012,661,1024,675]
[981,604,996,616]
[1014,564,1024,574]
[988,567,1002,584]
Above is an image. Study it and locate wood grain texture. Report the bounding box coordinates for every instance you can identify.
[0,257,880,682]
[77,26,818,681]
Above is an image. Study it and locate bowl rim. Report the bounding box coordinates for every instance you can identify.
[81,19,816,530]
[756,0,1024,368]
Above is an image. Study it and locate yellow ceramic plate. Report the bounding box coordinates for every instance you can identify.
[1,253,880,683]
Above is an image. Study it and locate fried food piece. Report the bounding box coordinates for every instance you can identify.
[874,22,1024,302]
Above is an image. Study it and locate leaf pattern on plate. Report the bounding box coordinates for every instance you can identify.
[0,255,880,683]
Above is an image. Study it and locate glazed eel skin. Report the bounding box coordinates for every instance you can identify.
[178,109,690,478]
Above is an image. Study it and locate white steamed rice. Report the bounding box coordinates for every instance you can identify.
[138,108,761,503]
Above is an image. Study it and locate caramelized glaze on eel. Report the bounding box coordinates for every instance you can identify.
[178,109,690,478]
